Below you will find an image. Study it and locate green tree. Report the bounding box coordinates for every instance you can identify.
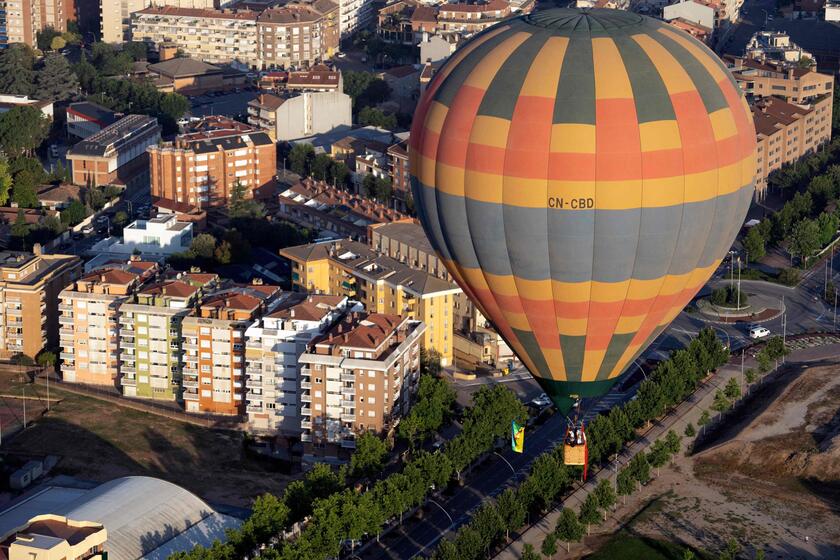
[37,26,62,51]
[495,487,525,540]
[113,210,129,228]
[350,431,388,479]
[358,106,398,130]
[787,218,820,267]
[554,507,584,552]
[683,549,696,560]
[343,70,375,101]
[593,479,616,520]
[60,199,87,225]
[778,267,800,286]
[311,153,333,181]
[698,409,711,426]
[520,543,541,560]
[712,389,730,412]
[159,92,189,122]
[288,143,315,176]
[11,209,29,241]
[36,52,80,102]
[724,376,741,400]
[228,180,265,219]
[12,170,40,208]
[190,233,217,259]
[616,467,635,504]
[578,492,601,534]
[362,173,393,203]
[36,350,56,368]
[471,502,504,554]
[684,422,696,437]
[73,54,99,93]
[745,368,757,384]
[541,532,558,559]
[743,226,766,262]
[0,106,50,157]
[0,44,36,95]
[0,156,12,206]
[719,537,741,560]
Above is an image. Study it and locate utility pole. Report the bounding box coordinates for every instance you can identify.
[22,386,26,429]
[782,297,787,363]
[741,349,745,393]
[46,369,50,412]
[737,257,742,309]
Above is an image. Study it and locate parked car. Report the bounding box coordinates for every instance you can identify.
[530,393,552,408]
[749,326,771,339]
[81,224,95,235]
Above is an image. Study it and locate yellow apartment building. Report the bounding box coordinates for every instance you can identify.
[280,240,461,366]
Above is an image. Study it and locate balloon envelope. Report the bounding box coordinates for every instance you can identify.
[409,8,756,411]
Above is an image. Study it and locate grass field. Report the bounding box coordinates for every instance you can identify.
[0,369,292,507]
[586,533,711,560]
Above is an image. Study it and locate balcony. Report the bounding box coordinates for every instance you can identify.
[245,366,262,375]
[341,373,355,382]
[183,343,198,351]
[341,399,355,408]
[301,420,312,430]
[182,378,199,388]
[121,376,136,386]
[301,393,311,403]
[183,390,199,401]
[300,381,311,389]
[245,376,263,389]
[59,315,74,325]
[340,413,356,423]
[300,433,312,442]
[59,352,75,361]
[341,437,357,449]
[342,386,355,397]
[59,327,74,337]
[59,303,73,312]
[246,404,263,414]
[246,391,263,401]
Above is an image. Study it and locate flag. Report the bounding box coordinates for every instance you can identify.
[511,421,525,453]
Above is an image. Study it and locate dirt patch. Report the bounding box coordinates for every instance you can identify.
[0,369,294,508]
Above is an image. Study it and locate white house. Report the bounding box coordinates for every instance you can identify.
[663,0,716,32]
[86,214,193,271]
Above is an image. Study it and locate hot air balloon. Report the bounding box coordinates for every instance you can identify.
[409,9,756,417]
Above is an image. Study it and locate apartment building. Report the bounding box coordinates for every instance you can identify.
[244,293,353,434]
[727,56,834,105]
[256,0,339,68]
[119,274,216,400]
[753,95,833,195]
[746,30,812,64]
[337,0,373,38]
[66,115,161,188]
[1,515,107,560]
[277,179,406,241]
[131,6,259,66]
[436,0,513,33]
[280,239,461,366]
[2,0,74,47]
[248,68,352,141]
[386,140,409,206]
[0,250,80,360]
[298,312,424,458]
[182,283,281,415]
[148,116,276,210]
[59,260,159,387]
[102,0,219,43]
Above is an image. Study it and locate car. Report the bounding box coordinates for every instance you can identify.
[81,224,95,235]
[336,52,346,58]
[530,393,552,408]
[749,326,771,339]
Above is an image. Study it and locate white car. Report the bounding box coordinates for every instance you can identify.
[749,326,771,339]
[530,393,552,408]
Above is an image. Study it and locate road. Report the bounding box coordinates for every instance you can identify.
[717,0,777,56]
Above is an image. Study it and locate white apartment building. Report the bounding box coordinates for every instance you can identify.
[244,294,355,434]
[131,6,260,67]
[101,0,220,43]
[338,0,374,38]
[746,30,813,64]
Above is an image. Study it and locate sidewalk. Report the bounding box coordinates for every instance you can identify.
[494,341,840,559]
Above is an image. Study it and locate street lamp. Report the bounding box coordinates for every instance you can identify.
[492,451,516,475]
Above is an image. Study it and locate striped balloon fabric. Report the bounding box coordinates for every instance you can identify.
[410,8,756,411]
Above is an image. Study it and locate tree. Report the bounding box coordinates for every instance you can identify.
[11,209,29,242]
[711,389,730,412]
[554,507,584,552]
[311,153,332,181]
[683,549,696,560]
[520,543,541,560]
[113,210,129,228]
[495,487,525,541]
[362,173,393,203]
[37,26,62,51]
[214,240,232,264]
[743,227,766,263]
[190,233,217,259]
[36,350,56,369]
[684,422,696,437]
[0,157,12,206]
[578,492,601,534]
[0,44,36,95]
[60,199,87,225]
[159,92,190,123]
[12,170,39,208]
[288,143,314,176]
[350,431,388,479]
[50,35,67,51]
[36,52,79,102]
[719,538,741,560]
[471,502,504,553]
[228,180,265,219]
[745,368,757,384]
[778,267,800,286]
[541,532,558,559]
[358,106,397,130]
[0,106,50,157]
[616,467,635,504]
[698,410,711,426]
[787,218,820,267]
[724,376,741,400]
[593,479,616,520]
